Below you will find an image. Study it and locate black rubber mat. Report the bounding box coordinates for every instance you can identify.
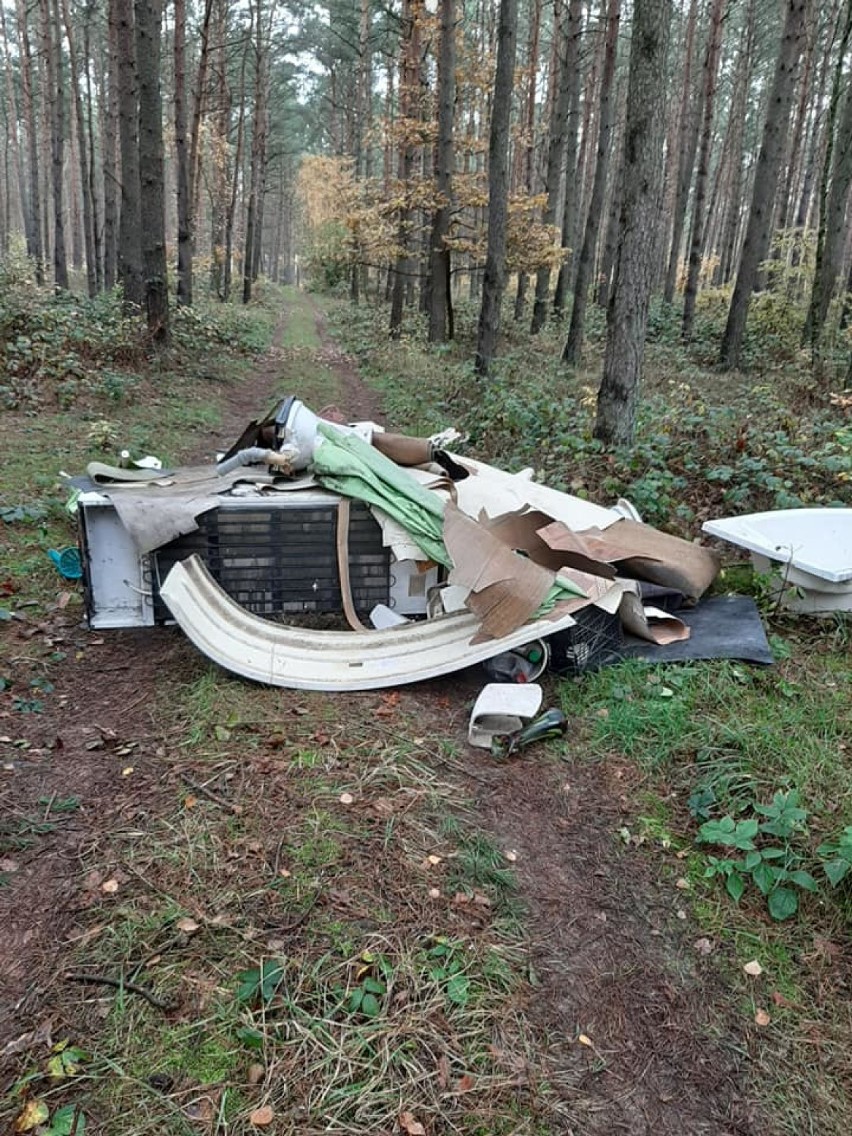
[623,594,774,665]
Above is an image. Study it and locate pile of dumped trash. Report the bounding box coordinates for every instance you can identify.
[72,395,728,700]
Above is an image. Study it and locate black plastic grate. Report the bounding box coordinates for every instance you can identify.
[152,500,389,623]
[547,605,624,675]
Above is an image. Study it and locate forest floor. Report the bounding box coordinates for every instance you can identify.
[0,286,849,1136]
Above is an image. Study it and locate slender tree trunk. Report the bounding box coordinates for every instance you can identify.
[663,0,699,304]
[83,10,102,291]
[427,0,456,342]
[42,0,68,290]
[62,0,97,296]
[474,0,519,376]
[243,0,270,304]
[390,0,421,338]
[715,0,756,285]
[224,15,248,302]
[174,0,191,304]
[563,0,620,364]
[596,109,624,309]
[720,0,810,369]
[15,0,44,282]
[552,0,588,317]
[102,0,120,289]
[189,0,214,231]
[681,0,726,339]
[595,0,671,446]
[513,0,541,320]
[0,4,26,243]
[802,0,852,351]
[114,0,143,309]
[136,0,169,340]
[531,0,583,334]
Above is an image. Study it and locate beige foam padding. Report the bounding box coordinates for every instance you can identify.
[579,519,720,601]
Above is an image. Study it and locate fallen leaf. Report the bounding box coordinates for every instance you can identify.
[577,1034,593,1047]
[101,878,119,894]
[1,1019,53,1059]
[249,1105,274,1126]
[279,868,292,879]
[247,1062,265,1085]
[754,1008,771,1027]
[455,1073,475,1093]
[399,1111,426,1135]
[339,792,354,806]
[694,937,714,956]
[743,960,763,977]
[771,991,794,1009]
[14,1098,49,1131]
[176,917,199,934]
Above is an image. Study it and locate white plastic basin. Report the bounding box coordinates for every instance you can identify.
[702,508,852,584]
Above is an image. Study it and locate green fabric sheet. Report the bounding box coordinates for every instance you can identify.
[311,424,586,611]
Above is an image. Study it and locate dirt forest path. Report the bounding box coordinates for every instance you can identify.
[0,290,764,1135]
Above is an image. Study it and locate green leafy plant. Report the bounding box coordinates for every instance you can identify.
[698,790,818,920]
[235,959,287,1006]
[346,950,392,1019]
[818,826,852,888]
[424,938,471,1009]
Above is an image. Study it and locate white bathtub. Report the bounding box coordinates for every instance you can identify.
[702,508,852,613]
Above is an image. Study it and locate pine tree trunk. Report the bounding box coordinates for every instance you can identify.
[174,0,192,305]
[720,0,809,369]
[390,0,421,338]
[552,0,587,316]
[0,4,26,244]
[243,0,270,304]
[62,0,97,296]
[135,0,169,339]
[663,0,699,304]
[15,0,44,282]
[802,0,852,351]
[531,0,583,334]
[681,0,726,339]
[595,0,671,446]
[427,0,456,342]
[474,0,518,376]
[102,2,119,290]
[114,0,143,309]
[42,0,68,290]
[513,0,541,321]
[83,14,102,290]
[562,0,620,365]
[715,0,755,285]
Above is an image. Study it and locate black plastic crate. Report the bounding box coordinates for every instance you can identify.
[151,499,389,622]
[547,604,623,676]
